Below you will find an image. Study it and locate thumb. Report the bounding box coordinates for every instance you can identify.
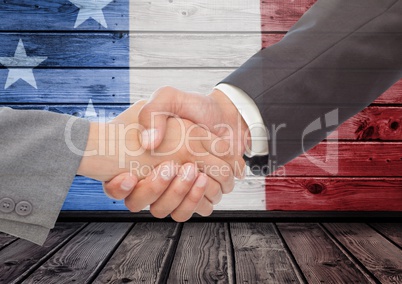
[103,173,138,200]
[138,86,184,150]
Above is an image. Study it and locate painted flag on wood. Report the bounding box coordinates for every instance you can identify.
[0,0,272,210]
[1,0,402,211]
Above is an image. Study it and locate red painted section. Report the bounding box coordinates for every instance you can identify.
[260,0,402,211]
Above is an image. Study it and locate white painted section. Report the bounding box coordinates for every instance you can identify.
[129,0,265,210]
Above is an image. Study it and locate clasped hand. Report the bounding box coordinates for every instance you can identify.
[79,87,249,222]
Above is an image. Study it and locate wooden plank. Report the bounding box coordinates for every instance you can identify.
[0,33,129,67]
[130,33,261,68]
[323,223,402,283]
[329,106,402,141]
[0,223,86,284]
[369,223,402,248]
[280,142,402,177]
[266,178,402,211]
[93,223,181,283]
[168,223,234,283]
[0,69,129,104]
[0,233,17,251]
[277,223,375,284]
[130,0,262,32]
[261,0,317,32]
[129,69,402,105]
[0,0,129,31]
[62,176,266,211]
[230,223,304,283]
[23,223,132,283]
[0,69,399,105]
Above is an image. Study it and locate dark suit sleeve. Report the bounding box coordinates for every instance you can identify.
[221,0,402,174]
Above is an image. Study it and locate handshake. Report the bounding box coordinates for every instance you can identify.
[76,86,251,222]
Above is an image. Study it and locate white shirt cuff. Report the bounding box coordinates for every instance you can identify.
[214,83,269,157]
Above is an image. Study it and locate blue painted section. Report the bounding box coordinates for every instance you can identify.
[0,33,129,67]
[0,0,129,31]
[62,177,128,210]
[0,69,130,104]
[0,1,132,210]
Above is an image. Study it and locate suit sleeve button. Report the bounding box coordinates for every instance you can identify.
[15,201,33,216]
[0,198,15,213]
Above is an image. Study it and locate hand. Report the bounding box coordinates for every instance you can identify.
[77,100,239,220]
[103,162,219,221]
[138,86,250,191]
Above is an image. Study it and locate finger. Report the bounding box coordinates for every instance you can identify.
[124,161,176,212]
[150,163,197,219]
[195,196,214,217]
[138,86,184,150]
[170,173,208,222]
[103,173,138,200]
[201,134,247,179]
[204,178,222,205]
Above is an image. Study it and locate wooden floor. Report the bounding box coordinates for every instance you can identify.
[0,222,402,283]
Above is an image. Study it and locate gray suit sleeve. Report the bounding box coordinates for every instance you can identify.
[0,107,89,245]
[221,0,402,174]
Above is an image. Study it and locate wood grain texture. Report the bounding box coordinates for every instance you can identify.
[62,176,266,211]
[230,223,304,283]
[130,33,261,68]
[0,223,86,284]
[369,223,402,248]
[323,223,402,283]
[261,0,316,32]
[0,71,399,105]
[0,0,129,31]
[265,178,402,211]
[168,223,233,284]
[0,69,129,104]
[23,223,132,284]
[130,0,261,32]
[279,142,402,177]
[0,233,17,250]
[277,223,375,284]
[329,107,402,141]
[93,223,181,284]
[0,33,129,67]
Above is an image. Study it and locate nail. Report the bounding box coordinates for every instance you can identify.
[141,129,158,149]
[121,177,135,191]
[195,174,208,188]
[181,165,196,182]
[160,163,175,181]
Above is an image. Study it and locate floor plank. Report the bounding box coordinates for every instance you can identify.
[168,223,233,284]
[0,223,86,284]
[22,223,132,284]
[0,232,17,250]
[323,223,402,283]
[93,223,181,284]
[277,223,375,283]
[230,223,304,283]
[370,223,402,248]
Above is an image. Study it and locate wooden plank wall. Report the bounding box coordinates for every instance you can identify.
[1,0,401,211]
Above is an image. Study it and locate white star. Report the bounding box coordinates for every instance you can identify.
[0,39,47,89]
[69,0,114,28]
[84,99,98,118]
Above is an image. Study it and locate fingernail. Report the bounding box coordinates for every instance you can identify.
[195,174,208,188]
[121,177,135,191]
[181,165,196,181]
[141,129,158,148]
[160,163,175,181]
